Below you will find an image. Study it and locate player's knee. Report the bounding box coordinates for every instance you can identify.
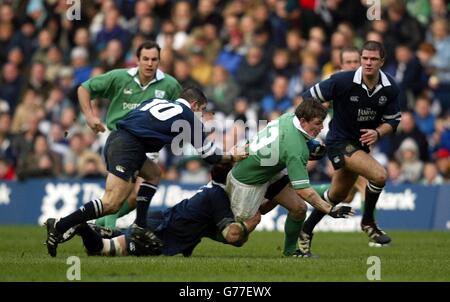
[372,169,387,186]
[140,161,162,183]
[101,197,122,214]
[289,201,307,219]
[144,171,161,184]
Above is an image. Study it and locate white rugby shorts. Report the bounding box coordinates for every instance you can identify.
[226,172,284,221]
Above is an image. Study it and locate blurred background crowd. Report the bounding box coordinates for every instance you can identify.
[0,0,449,185]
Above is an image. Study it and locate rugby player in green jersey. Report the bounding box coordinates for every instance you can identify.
[227,98,354,256]
[78,40,181,229]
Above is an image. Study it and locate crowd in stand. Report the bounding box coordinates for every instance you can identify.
[0,0,449,185]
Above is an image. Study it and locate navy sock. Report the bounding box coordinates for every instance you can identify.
[134,182,157,227]
[78,223,104,253]
[362,182,384,224]
[56,199,103,234]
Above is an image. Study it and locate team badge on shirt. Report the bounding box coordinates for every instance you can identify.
[124,88,133,95]
[378,96,387,106]
[155,89,166,98]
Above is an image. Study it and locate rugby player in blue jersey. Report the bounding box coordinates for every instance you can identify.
[45,87,247,257]
[70,162,261,257]
[298,41,402,256]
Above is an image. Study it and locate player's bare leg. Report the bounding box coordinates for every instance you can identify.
[45,173,133,257]
[344,150,391,246]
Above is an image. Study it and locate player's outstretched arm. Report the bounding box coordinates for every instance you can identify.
[296,187,355,218]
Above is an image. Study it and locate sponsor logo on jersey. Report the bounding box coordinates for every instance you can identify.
[350,96,359,102]
[123,88,133,95]
[123,103,140,110]
[357,108,377,122]
[115,165,125,173]
[378,95,387,106]
[155,89,166,98]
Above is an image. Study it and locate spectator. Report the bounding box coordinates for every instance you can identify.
[98,39,125,72]
[235,46,269,104]
[0,112,15,164]
[0,62,25,114]
[421,161,444,185]
[204,65,240,115]
[173,57,202,89]
[435,148,450,182]
[179,156,209,184]
[387,159,404,184]
[16,133,62,180]
[188,47,213,87]
[0,156,15,180]
[385,111,430,162]
[395,138,424,183]
[413,94,436,138]
[77,152,106,179]
[261,75,292,119]
[95,7,130,52]
[215,29,246,77]
[385,44,427,110]
[428,18,450,115]
[25,61,53,100]
[70,47,93,86]
[268,48,297,82]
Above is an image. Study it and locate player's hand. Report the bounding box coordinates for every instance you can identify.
[359,129,378,146]
[230,143,249,162]
[86,116,106,134]
[307,139,327,160]
[328,205,355,218]
[244,211,262,232]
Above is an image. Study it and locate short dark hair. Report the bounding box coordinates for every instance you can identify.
[362,41,386,60]
[136,40,161,58]
[340,46,360,63]
[210,162,233,184]
[295,97,327,121]
[180,86,208,106]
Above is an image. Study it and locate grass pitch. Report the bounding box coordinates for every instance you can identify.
[0,226,449,282]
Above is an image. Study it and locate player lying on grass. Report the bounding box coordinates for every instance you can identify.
[63,162,261,257]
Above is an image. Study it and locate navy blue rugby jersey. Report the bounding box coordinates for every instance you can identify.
[117,97,219,161]
[156,181,234,256]
[302,67,401,145]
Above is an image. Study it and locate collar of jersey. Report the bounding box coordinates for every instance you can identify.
[175,98,191,108]
[293,116,314,140]
[211,181,226,190]
[127,67,165,89]
[352,66,391,97]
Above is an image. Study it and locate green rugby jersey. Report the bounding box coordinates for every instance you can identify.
[81,67,182,130]
[232,112,312,190]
